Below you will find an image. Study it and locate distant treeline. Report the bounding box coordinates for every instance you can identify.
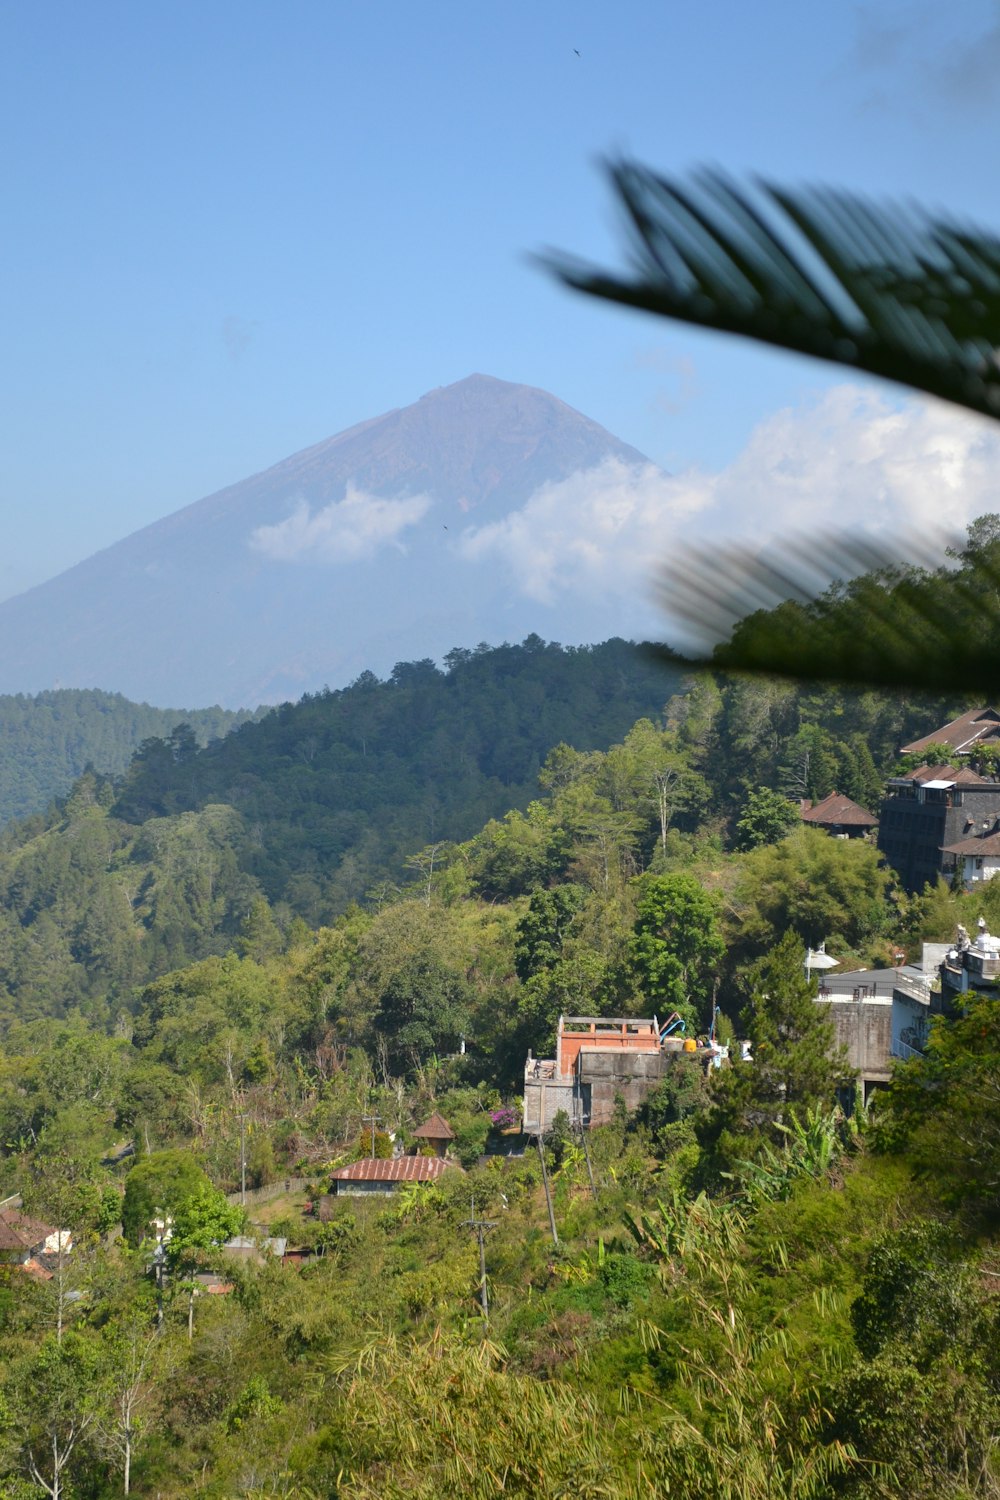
[0,687,260,826]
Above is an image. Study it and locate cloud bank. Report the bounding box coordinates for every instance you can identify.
[249,486,431,563]
[457,386,1000,614]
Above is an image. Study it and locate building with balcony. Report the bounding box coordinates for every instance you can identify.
[877,764,1000,893]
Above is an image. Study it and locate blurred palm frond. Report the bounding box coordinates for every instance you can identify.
[548,165,1000,692]
[547,164,1000,422]
[648,526,1000,697]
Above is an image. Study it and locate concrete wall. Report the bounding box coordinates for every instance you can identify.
[577,1050,672,1126]
[817,996,894,1097]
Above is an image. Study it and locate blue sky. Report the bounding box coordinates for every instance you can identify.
[3,0,1000,603]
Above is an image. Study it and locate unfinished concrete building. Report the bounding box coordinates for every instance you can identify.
[523,1015,721,1134]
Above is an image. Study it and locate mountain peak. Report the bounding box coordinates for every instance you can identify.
[0,378,657,707]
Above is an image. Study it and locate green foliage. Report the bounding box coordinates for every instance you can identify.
[0,688,256,828]
[734,785,800,851]
[165,1182,245,1270]
[734,824,892,961]
[632,872,723,1025]
[698,933,845,1179]
[120,1149,213,1247]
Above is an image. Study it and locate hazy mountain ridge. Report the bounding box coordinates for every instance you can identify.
[0,688,259,827]
[0,376,657,707]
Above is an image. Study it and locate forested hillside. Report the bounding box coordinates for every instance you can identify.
[0,644,998,1492]
[0,689,258,827]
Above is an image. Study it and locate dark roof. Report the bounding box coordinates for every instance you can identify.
[897,764,993,787]
[801,791,877,827]
[412,1112,455,1141]
[942,831,1000,857]
[330,1157,458,1183]
[901,707,1000,756]
[0,1210,55,1253]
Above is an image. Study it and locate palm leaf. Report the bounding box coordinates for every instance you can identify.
[646,524,1000,697]
[547,164,1000,422]
[548,165,1000,691]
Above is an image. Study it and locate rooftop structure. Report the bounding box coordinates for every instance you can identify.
[939,920,1000,998]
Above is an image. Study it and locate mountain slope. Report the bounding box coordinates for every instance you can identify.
[0,376,656,707]
[0,689,259,826]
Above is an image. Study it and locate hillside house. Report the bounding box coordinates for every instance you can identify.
[328,1156,460,1197]
[900,706,1000,758]
[878,763,1000,893]
[814,952,946,1100]
[800,791,877,839]
[942,823,1000,888]
[0,1209,72,1271]
[523,1015,723,1134]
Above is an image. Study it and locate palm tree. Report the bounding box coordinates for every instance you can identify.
[547,166,1000,692]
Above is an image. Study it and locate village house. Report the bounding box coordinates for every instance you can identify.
[0,1207,72,1276]
[813,948,947,1101]
[800,791,877,839]
[522,1015,724,1134]
[327,1156,459,1197]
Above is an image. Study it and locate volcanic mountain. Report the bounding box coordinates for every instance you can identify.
[0,375,663,706]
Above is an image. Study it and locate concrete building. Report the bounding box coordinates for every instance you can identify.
[814,948,948,1099]
[523,1015,721,1134]
[878,764,1000,893]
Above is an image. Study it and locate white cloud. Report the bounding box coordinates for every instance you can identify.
[710,385,1000,542]
[456,458,713,606]
[456,386,1000,615]
[249,486,431,563]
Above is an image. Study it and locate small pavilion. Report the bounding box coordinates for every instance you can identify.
[412,1112,455,1159]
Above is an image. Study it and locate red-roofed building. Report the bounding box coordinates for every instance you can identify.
[800,792,877,838]
[0,1209,68,1268]
[328,1156,460,1196]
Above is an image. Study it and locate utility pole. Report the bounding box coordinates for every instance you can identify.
[536,1136,559,1248]
[361,1112,381,1158]
[238,1116,247,1206]
[574,1107,597,1199]
[461,1197,498,1320]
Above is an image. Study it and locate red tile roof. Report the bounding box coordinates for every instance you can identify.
[801,792,877,827]
[412,1112,455,1140]
[330,1156,458,1183]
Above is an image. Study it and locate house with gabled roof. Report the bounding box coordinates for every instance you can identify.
[328,1156,460,1196]
[412,1113,455,1160]
[900,706,1000,758]
[0,1209,71,1269]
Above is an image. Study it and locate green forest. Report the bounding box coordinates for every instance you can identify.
[1,605,1000,1496]
[0,690,260,829]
